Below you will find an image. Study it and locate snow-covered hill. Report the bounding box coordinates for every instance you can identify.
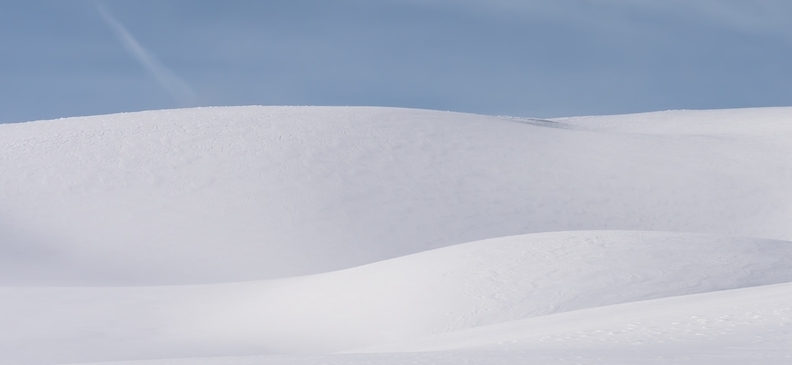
[1,106,791,364]
[2,231,791,364]
[1,106,790,285]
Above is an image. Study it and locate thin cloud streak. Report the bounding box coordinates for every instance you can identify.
[95,2,195,105]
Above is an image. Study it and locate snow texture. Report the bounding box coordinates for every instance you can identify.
[1,106,791,364]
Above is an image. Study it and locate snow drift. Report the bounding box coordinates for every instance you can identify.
[1,106,791,285]
[1,106,791,364]
[2,231,792,364]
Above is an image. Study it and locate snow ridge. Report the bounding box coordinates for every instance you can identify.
[1,106,791,364]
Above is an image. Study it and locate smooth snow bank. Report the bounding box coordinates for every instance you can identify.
[360,281,792,358]
[1,106,791,285]
[555,106,792,138]
[80,282,792,365]
[2,231,791,364]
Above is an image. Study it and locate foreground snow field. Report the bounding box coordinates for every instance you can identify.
[1,106,791,364]
[76,282,792,365]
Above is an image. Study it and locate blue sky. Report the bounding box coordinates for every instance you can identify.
[1,0,792,123]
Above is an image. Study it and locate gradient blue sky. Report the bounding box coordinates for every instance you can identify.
[2,0,792,123]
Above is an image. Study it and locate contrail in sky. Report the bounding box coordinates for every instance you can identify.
[95,2,195,105]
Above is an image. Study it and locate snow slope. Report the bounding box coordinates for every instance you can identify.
[1,106,791,285]
[362,280,792,355]
[1,106,791,364]
[81,282,790,365]
[2,231,791,364]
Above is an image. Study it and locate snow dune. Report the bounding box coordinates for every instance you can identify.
[1,106,791,285]
[86,282,791,365]
[94,281,790,365]
[1,106,791,364]
[364,280,792,355]
[2,231,792,364]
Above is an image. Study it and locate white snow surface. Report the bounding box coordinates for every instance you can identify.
[2,106,792,285]
[1,106,791,364]
[3,231,792,364]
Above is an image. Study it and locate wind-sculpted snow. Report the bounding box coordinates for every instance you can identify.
[88,283,792,365]
[1,231,791,364]
[1,106,791,364]
[361,281,792,355]
[1,106,791,285]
